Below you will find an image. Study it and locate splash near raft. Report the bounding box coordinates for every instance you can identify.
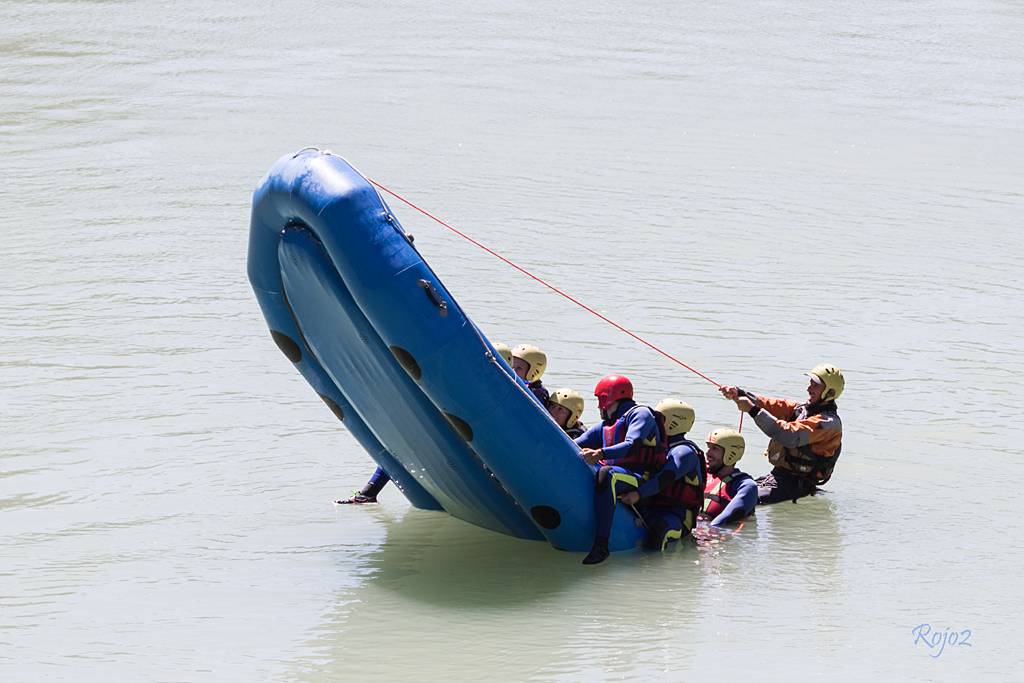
[247,148,645,552]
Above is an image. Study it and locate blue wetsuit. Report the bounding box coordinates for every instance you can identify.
[705,471,758,527]
[362,466,391,497]
[636,435,704,549]
[576,400,662,543]
[574,400,657,462]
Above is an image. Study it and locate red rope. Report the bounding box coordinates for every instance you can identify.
[369,178,732,402]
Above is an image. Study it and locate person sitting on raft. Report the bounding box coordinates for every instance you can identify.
[720,364,844,504]
[511,344,550,405]
[575,375,668,565]
[701,428,757,527]
[547,388,587,438]
[617,399,706,553]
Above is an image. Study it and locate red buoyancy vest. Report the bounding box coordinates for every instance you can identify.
[703,471,753,518]
[600,406,668,474]
[646,438,706,512]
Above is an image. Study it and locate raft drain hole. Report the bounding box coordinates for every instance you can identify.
[318,394,345,421]
[530,506,562,530]
[389,346,422,380]
[271,330,302,363]
[444,413,473,442]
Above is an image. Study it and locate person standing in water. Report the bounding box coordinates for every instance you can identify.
[701,428,757,526]
[720,364,844,504]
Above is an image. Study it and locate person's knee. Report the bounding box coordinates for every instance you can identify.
[649,517,668,535]
[644,517,670,549]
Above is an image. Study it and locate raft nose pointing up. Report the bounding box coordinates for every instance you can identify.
[248,148,645,553]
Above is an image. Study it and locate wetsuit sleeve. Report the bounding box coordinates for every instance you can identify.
[756,394,799,420]
[752,408,840,450]
[574,422,604,449]
[600,409,656,463]
[709,477,758,527]
[635,445,698,498]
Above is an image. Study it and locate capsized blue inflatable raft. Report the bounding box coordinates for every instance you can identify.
[247,148,645,552]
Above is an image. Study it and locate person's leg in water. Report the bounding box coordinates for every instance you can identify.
[756,469,815,505]
[336,466,390,504]
[583,466,641,565]
[640,508,694,551]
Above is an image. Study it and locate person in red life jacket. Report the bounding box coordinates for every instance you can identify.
[511,344,550,405]
[547,388,587,439]
[575,375,668,565]
[701,428,757,527]
[618,399,706,551]
[720,364,844,504]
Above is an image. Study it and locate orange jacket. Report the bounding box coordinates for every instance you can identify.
[753,395,842,480]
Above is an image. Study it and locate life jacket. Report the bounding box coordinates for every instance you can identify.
[646,438,706,512]
[703,470,753,519]
[565,422,586,440]
[600,406,668,474]
[768,402,841,486]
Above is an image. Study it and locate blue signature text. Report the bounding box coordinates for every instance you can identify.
[912,623,972,658]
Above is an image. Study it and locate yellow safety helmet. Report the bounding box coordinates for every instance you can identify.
[511,344,547,383]
[654,398,695,437]
[549,388,584,427]
[493,342,513,365]
[707,428,746,467]
[806,364,845,401]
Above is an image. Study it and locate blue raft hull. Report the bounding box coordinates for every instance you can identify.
[248,149,645,552]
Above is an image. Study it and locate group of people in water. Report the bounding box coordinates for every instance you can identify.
[338,342,844,566]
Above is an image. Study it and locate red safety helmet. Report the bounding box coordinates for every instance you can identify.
[594,375,633,411]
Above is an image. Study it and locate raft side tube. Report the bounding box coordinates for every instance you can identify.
[277,226,541,538]
[249,284,442,511]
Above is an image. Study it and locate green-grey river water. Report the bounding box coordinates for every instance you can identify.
[2,1,1022,680]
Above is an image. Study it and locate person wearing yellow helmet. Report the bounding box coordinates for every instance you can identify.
[720,364,844,504]
[701,428,757,527]
[616,399,707,553]
[511,344,550,405]
[492,342,514,366]
[547,388,587,438]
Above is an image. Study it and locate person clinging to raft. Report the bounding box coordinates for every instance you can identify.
[510,344,550,405]
[719,364,844,504]
[547,388,587,438]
